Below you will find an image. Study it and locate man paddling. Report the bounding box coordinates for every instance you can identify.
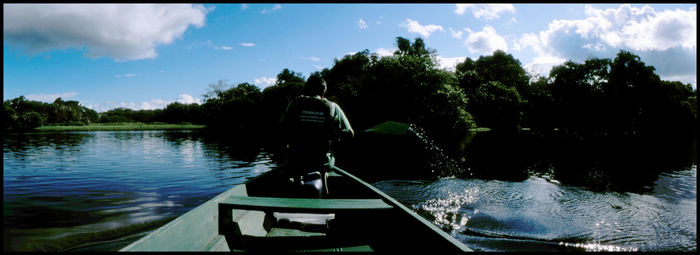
[279,73,354,197]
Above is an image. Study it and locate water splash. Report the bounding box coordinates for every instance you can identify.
[558,241,639,252]
[407,124,469,178]
[414,187,479,231]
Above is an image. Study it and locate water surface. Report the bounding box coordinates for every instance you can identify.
[3,130,696,251]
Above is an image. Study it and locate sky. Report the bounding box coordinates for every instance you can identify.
[3,3,697,112]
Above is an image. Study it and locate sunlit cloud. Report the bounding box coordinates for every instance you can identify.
[177,94,201,105]
[464,25,508,54]
[115,73,139,78]
[86,94,201,112]
[374,48,395,57]
[524,56,568,78]
[261,4,281,14]
[214,45,233,50]
[449,27,463,39]
[522,4,696,87]
[25,92,79,102]
[253,76,277,89]
[3,4,210,62]
[358,19,368,29]
[436,56,467,71]
[304,56,320,62]
[240,42,255,47]
[454,4,515,20]
[400,18,444,38]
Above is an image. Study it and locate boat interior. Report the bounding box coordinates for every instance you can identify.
[120,166,471,252]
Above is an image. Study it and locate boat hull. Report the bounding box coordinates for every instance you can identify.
[120,166,471,252]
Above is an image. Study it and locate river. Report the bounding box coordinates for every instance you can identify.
[3,130,696,251]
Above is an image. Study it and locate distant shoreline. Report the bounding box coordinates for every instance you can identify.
[35,123,206,132]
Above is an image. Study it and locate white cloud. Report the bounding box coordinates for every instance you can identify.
[374,48,395,57]
[177,94,201,105]
[261,4,281,14]
[524,4,696,88]
[464,25,508,54]
[358,19,368,29]
[537,5,696,58]
[139,99,167,110]
[524,56,568,78]
[436,56,467,71]
[89,94,202,112]
[253,77,277,89]
[449,27,463,39]
[304,56,321,62]
[108,99,168,111]
[3,4,210,62]
[214,46,233,50]
[115,73,139,78]
[240,42,255,47]
[400,19,444,38]
[454,4,515,20]
[26,92,79,102]
[314,65,324,70]
[454,4,470,15]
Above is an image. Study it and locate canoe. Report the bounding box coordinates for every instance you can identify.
[120,165,472,252]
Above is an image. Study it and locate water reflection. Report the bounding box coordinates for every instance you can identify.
[3,132,92,153]
[3,130,695,252]
[465,132,697,193]
[3,130,276,251]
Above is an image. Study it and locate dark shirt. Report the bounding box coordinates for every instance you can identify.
[279,96,353,169]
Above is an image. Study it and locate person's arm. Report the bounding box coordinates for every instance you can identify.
[333,103,354,138]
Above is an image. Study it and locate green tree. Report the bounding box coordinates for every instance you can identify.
[261,69,305,128]
[458,50,529,90]
[202,81,263,130]
[605,50,660,134]
[3,96,48,130]
[464,81,522,132]
[519,76,556,131]
[323,37,475,150]
[456,50,527,131]
[321,49,375,129]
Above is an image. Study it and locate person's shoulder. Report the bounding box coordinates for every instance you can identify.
[321,98,340,107]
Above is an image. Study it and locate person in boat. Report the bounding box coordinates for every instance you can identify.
[279,74,354,197]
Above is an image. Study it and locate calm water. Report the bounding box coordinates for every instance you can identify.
[3,130,697,251]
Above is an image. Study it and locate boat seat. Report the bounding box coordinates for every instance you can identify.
[218,196,393,251]
[219,196,393,214]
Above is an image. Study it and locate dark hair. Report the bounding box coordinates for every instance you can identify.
[304,74,327,96]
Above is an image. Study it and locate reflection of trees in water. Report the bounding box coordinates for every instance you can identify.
[170,130,265,165]
[465,131,697,193]
[3,132,92,155]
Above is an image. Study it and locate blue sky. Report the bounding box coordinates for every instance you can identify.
[3,4,696,112]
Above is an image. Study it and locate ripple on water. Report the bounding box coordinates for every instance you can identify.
[382,174,692,252]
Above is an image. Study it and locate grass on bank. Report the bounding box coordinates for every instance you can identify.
[35,122,206,132]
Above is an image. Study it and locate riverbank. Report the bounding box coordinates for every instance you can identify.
[34,122,206,132]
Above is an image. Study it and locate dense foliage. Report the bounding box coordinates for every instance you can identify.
[4,38,696,149]
[3,96,99,130]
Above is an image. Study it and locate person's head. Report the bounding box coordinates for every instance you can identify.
[304,74,327,97]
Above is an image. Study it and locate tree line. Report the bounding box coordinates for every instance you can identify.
[3,97,99,130]
[4,37,696,151]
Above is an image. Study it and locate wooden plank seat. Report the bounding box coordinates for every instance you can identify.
[218,196,393,251]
